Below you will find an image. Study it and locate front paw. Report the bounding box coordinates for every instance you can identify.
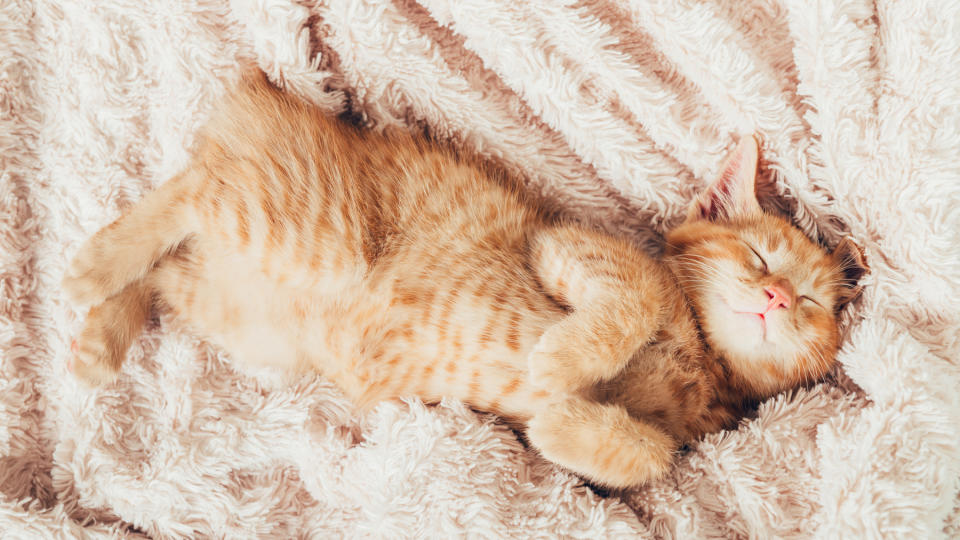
[527,322,634,391]
[527,334,590,391]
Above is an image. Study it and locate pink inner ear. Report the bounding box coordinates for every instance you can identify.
[693,136,759,222]
[716,153,739,196]
[703,159,737,220]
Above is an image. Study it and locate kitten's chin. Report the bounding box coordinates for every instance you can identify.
[701,297,805,397]
[736,311,767,339]
[709,295,769,348]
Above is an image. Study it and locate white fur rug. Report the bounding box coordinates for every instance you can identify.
[1,0,958,537]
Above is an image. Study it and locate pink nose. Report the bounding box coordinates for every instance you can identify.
[764,284,791,311]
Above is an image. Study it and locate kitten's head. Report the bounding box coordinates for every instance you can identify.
[665,137,868,399]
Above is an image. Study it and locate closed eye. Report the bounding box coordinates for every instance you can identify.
[744,243,768,273]
[799,295,824,309]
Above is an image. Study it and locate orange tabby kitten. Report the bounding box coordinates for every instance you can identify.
[63,73,866,489]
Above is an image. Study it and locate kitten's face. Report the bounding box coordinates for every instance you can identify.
[666,138,867,398]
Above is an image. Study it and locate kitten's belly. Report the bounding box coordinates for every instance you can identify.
[331,280,561,418]
[157,241,388,382]
[159,238,560,419]
[365,312,552,418]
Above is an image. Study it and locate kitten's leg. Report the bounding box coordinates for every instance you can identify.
[70,279,152,386]
[63,172,199,308]
[527,396,676,488]
[528,225,670,390]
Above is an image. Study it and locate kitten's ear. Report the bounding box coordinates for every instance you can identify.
[687,136,762,222]
[832,236,869,308]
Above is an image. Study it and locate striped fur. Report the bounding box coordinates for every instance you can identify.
[62,75,865,489]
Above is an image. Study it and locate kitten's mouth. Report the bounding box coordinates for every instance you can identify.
[718,296,769,341]
[735,310,767,340]
[724,299,768,340]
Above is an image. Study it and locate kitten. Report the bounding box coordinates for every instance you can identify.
[63,73,867,489]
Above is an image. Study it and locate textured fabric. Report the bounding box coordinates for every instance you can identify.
[1,0,958,537]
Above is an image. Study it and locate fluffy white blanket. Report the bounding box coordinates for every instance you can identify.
[1,0,958,537]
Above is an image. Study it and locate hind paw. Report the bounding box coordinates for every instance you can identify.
[62,245,114,307]
[68,335,121,387]
[65,280,151,386]
[62,272,109,308]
